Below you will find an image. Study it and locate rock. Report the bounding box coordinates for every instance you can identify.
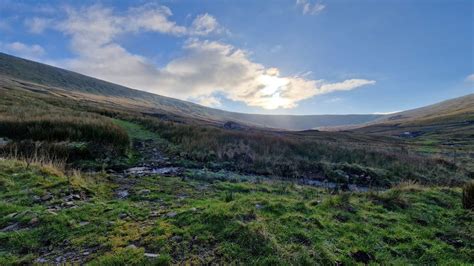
[126,244,138,249]
[149,211,159,217]
[47,209,58,215]
[64,201,76,207]
[125,167,149,176]
[83,251,90,256]
[190,207,197,212]
[32,195,41,203]
[139,189,151,195]
[166,212,177,218]
[36,258,48,263]
[0,223,19,232]
[144,253,159,258]
[116,190,129,199]
[171,235,182,242]
[65,194,81,201]
[118,213,128,219]
[351,251,373,264]
[55,256,64,263]
[152,167,181,176]
[79,221,90,227]
[255,204,264,209]
[41,193,53,201]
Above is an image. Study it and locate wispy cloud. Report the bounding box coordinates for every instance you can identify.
[25,17,52,34]
[13,3,374,110]
[190,13,227,36]
[0,41,45,60]
[296,0,325,15]
[466,73,474,82]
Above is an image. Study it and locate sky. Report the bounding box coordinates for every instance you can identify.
[0,0,472,115]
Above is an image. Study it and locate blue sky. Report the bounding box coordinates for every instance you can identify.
[0,0,472,115]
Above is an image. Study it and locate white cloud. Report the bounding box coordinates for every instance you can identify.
[466,73,474,82]
[190,13,225,35]
[194,95,222,107]
[35,4,374,110]
[25,17,52,33]
[0,41,45,60]
[296,0,326,15]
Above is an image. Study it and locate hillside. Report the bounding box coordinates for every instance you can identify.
[0,49,473,266]
[0,52,382,130]
[351,94,474,144]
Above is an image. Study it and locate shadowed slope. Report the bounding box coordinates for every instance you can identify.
[0,52,382,130]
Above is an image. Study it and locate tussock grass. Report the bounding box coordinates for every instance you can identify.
[0,114,129,147]
[462,181,474,210]
[122,117,468,186]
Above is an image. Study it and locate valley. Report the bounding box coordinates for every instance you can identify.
[0,53,473,264]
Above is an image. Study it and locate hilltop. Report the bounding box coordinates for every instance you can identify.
[0,52,382,130]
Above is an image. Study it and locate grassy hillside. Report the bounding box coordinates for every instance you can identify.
[0,52,382,130]
[0,160,472,264]
[117,117,468,186]
[352,94,474,171]
[0,69,471,185]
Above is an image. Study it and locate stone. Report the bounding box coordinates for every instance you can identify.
[0,223,19,232]
[32,195,41,203]
[116,190,129,199]
[41,193,53,201]
[47,209,58,215]
[144,253,159,258]
[36,258,48,263]
[118,213,128,219]
[125,167,149,175]
[139,189,151,195]
[171,235,182,242]
[79,221,90,227]
[152,167,181,176]
[64,201,75,207]
[126,244,137,249]
[166,212,177,218]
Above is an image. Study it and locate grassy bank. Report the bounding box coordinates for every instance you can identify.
[0,159,472,264]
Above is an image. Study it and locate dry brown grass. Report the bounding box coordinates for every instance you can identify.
[462,180,474,210]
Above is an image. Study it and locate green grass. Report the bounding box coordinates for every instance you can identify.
[0,160,472,265]
[112,119,159,141]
